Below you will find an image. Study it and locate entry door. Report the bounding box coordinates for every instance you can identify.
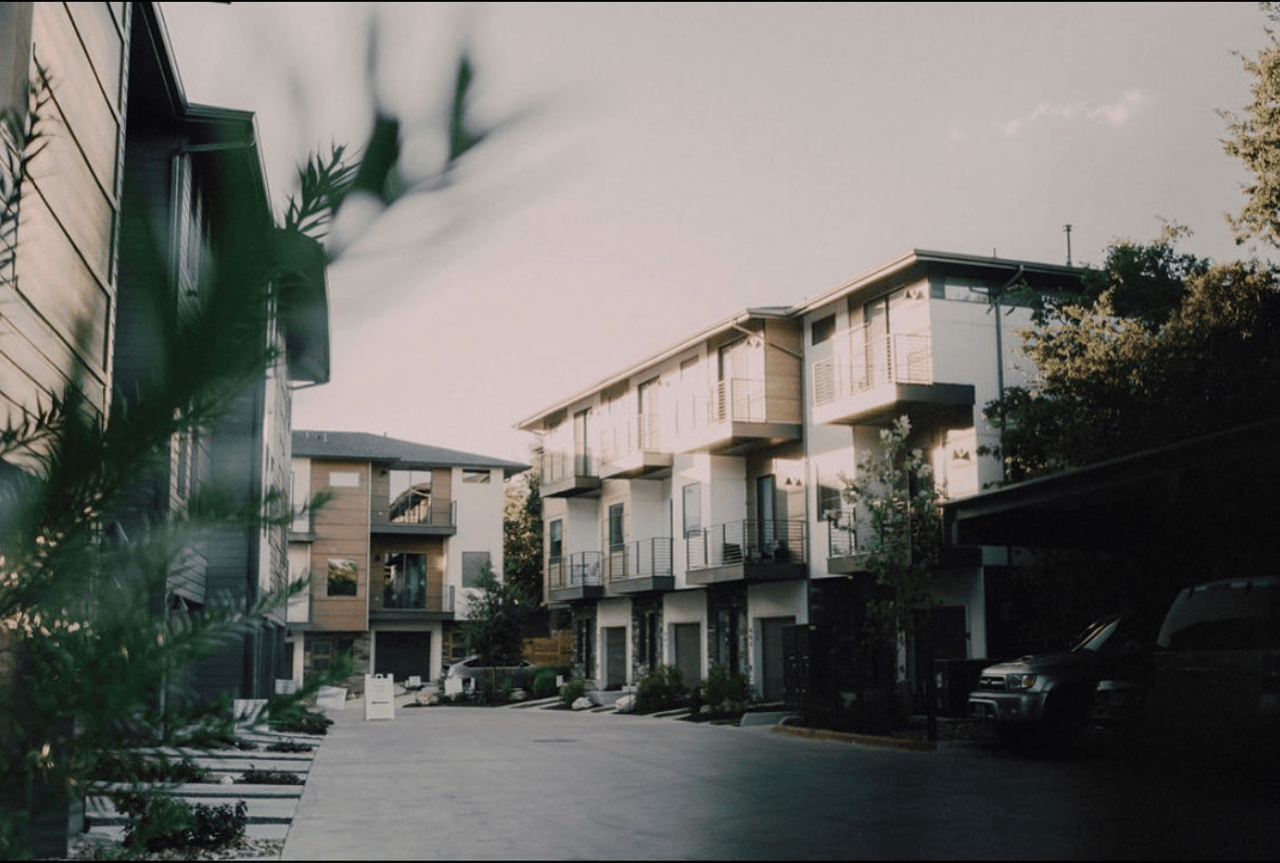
[604,626,627,690]
[375,631,431,683]
[672,622,702,688]
[760,616,794,701]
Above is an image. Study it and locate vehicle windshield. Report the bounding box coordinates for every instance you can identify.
[1157,581,1280,650]
[1071,618,1121,653]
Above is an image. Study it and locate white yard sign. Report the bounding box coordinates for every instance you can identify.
[364,674,395,721]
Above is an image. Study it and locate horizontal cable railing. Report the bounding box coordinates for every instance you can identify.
[381,586,454,613]
[685,520,806,569]
[388,498,456,527]
[604,537,674,582]
[547,551,603,589]
[600,413,665,464]
[542,449,596,483]
[812,330,933,406]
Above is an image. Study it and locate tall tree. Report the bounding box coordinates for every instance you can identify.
[839,416,941,730]
[1221,2,1280,248]
[985,230,1280,483]
[502,463,542,605]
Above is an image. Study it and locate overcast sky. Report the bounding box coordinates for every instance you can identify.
[161,2,1273,465]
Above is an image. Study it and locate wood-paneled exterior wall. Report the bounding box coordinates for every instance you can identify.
[309,459,371,632]
[1,2,128,442]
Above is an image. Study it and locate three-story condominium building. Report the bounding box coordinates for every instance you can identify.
[517,249,1081,706]
[287,431,528,692]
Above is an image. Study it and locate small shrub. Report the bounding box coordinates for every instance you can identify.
[115,793,247,853]
[635,665,688,712]
[531,668,559,699]
[704,663,752,712]
[265,740,314,753]
[559,677,587,706]
[91,753,208,784]
[268,706,333,735]
[238,767,304,785]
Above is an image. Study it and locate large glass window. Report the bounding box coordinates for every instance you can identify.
[682,483,702,537]
[327,558,358,596]
[382,551,427,609]
[389,469,432,523]
[608,503,625,550]
[549,519,563,561]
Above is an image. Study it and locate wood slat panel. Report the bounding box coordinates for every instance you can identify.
[66,1,124,107]
[13,190,110,369]
[32,3,122,195]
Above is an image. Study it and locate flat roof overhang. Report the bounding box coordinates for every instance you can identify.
[944,417,1280,553]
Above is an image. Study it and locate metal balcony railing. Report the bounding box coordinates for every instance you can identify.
[604,537,674,582]
[542,449,595,484]
[825,506,947,559]
[547,551,603,589]
[812,330,933,407]
[709,378,766,424]
[685,520,806,569]
[600,413,664,464]
[382,585,455,613]
[388,496,456,527]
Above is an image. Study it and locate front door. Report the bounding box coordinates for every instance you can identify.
[760,616,794,701]
[673,622,701,689]
[604,626,627,690]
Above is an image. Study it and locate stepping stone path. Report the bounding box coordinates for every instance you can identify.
[79,725,324,852]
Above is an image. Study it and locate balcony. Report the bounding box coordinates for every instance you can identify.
[372,499,457,536]
[541,449,602,498]
[674,379,802,456]
[599,414,672,480]
[825,508,980,574]
[811,331,973,427]
[685,520,807,585]
[546,551,604,603]
[604,537,674,594]
[369,586,456,622]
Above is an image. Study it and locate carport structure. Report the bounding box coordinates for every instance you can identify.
[944,416,1280,570]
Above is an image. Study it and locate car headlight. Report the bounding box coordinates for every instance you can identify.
[1005,673,1037,691]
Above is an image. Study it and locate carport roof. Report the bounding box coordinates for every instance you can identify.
[944,416,1280,551]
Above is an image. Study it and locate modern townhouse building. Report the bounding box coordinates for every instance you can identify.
[287,431,528,692]
[1,2,331,703]
[517,249,1081,708]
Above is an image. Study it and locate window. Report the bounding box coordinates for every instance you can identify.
[329,471,359,488]
[682,483,702,537]
[389,469,431,523]
[462,551,491,587]
[382,551,427,609]
[811,314,836,345]
[310,640,331,673]
[817,477,844,521]
[549,520,563,561]
[326,558,358,596]
[462,469,490,483]
[608,503,625,551]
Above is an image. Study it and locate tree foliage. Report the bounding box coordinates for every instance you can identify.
[985,229,1280,483]
[463,563,534,668]
[502,464,542,605]
[839,417,942,690]
[1221,2,1280,249]
[1,42,515,858]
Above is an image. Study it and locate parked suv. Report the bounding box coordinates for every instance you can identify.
[1146,576,1280,758]
[969,616,1148,745]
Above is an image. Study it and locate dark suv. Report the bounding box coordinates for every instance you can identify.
[1147,576,1280,758]
[969,616,1149,746]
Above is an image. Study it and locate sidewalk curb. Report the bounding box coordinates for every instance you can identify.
[771,724,938,752]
